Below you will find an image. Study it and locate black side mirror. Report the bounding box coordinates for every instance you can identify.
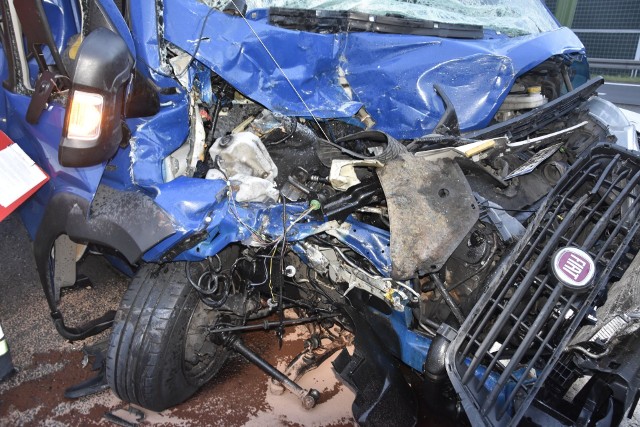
[58,27,133,168]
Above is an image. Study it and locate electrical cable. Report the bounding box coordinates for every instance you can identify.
[318,132,407,163]
[567,344,610,359]
[205,85,226,149]
[481,205,539,213]
[185,261,230,307]
[137,7,217,81]
[174,7,216,79]
[264,119,298,146]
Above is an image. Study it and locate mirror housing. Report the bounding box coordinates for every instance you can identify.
[59,27,133,168]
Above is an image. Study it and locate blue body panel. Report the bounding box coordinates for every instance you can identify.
[96,0,136,57]
[385,308,512,407]
[163,0,584,139]
[7,94,104,239]
[392,309,432,372]
[43,0,79,51]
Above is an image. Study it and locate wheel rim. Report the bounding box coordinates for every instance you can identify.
[183,298,228,385]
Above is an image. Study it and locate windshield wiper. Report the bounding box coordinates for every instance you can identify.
[268,7,483,39]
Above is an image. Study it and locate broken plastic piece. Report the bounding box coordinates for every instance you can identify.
[209,132,278,182]
[162,99,207,182]
[228,174,279,203]
[329,159,383,191]
[458,139,498,158]
[414,137,507,161]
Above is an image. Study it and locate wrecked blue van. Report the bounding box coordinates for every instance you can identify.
[2,0,640,425]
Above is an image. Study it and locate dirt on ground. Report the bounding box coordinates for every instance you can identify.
[0,327,355,427]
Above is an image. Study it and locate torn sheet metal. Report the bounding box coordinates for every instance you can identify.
[127,1,175,86]
[326,216,392,277]
[162,0,584,139]
[101,91,189,192]
[162,104,206,182]
[295,242,405,310]
[378,154,478,280]
[163,0,361,118]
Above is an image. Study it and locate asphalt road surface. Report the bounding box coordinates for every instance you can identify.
[600,82,640,112]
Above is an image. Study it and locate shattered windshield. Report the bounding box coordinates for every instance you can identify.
[206,0,559,36]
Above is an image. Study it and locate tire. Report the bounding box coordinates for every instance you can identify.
[106,262,228,411]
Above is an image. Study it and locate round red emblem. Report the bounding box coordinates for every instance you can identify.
[552,247,596,292]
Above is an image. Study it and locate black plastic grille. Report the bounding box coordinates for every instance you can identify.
[463,77,603,141]
[445,144,640,427]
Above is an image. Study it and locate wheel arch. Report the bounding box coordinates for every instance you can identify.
[32,187,176,340]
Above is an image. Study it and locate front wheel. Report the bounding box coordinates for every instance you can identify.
[106,262,228,411]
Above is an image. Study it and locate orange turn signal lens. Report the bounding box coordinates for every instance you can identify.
[67,91,104,140]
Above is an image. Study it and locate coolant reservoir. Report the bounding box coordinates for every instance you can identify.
[208,132,278,181]
[207,132,280,203]
[500,86,547,110]
[496,85,547,122]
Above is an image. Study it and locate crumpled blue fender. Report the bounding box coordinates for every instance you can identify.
[127,1,177,87]
[142,176,394,275]
[342,29,585,138]
[163,0,361,118]
[128,94,190,187]
[161,0,584,139]
[115,0,583,269]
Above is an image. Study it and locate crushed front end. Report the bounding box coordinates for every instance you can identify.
[12,1,640,426]
[105,1,640,425]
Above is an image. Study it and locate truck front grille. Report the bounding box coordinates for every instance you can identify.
[446,144,640,426]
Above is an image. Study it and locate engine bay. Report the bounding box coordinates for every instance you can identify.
[132,54,640,425]
[162,57,614,327]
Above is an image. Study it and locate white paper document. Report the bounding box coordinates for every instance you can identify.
[0,144,47,208]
